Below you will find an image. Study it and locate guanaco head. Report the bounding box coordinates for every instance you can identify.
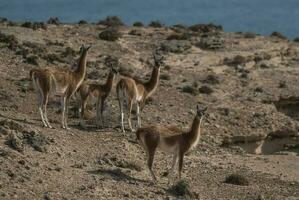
[105,55,119,75]
[196,105,208,118]
[153,51,165,68]
[79,44,92,54]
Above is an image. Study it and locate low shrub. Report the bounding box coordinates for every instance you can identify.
[21,22,32,28]
[26,54,39,65]
[182,85,198,95]
[167,33,190,40]
[270,31,287,40]
[98,28,121,41]
[98,16,124,27]
[128,29,143,36]
[224,173,249,186]
[243,32,257,38]
[47,17,60,25]
[189,23,222,32]
[160,73,170,80]
[293,37,299,42]
[198,85,213,94]
[148,20,164,28]
[0,32,19,50]
[78,20,88,25]
[133,21,144,27]
[167,180,195,199]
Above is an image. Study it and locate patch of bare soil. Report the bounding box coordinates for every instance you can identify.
[0,21,298,199]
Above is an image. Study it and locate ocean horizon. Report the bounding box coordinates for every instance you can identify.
[0,0,298,38]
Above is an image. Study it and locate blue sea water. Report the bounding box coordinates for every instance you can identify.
[0,0,298,38]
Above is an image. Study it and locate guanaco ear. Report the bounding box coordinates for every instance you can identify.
[86,45,92,50]
[79,45,84,54]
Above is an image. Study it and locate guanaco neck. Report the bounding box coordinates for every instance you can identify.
[74,50,88,79]
[143,67,160,99]
[187,115,203,143]
[104,72,115,94]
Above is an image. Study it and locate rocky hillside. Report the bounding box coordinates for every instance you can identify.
[0,18,298,199]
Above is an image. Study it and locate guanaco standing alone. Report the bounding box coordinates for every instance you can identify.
[136,105,208,182]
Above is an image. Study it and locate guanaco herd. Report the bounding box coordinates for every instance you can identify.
[30,44,208,183]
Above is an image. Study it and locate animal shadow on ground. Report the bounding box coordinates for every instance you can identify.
[0,113,36,126]
[74,123,122,133]
[88,168,149,185]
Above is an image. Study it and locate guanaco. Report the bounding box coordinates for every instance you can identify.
[136,105,208,182]
[30,45,91,129]
[79,56,119,128]
[116,52,164,132]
